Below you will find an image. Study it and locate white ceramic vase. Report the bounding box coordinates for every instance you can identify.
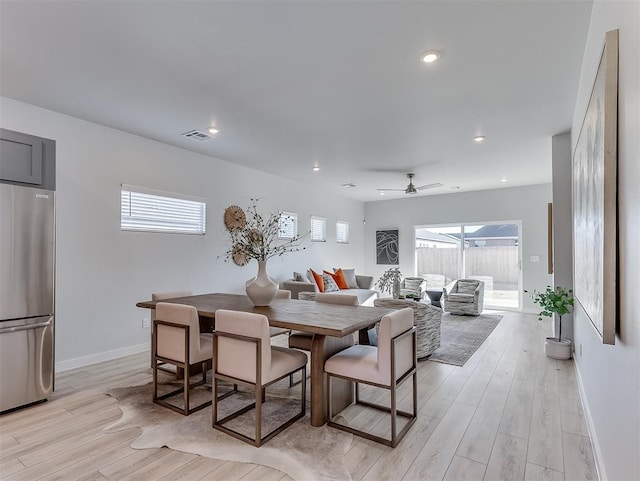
[544,337,572,360]
[245,260,278,306]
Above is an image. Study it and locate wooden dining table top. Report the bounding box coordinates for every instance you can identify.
[136,292,395,337]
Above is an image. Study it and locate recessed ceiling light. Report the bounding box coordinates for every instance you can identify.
[500,177,508,183]
[208,127,219,135]
[379,191,385,196]
[312,166,320,172]
[421,50,440,64]
[473,135,485,143]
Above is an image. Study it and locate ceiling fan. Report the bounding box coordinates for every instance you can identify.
[377,173,443,195]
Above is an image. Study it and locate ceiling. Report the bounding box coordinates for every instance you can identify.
[0,0,592,202]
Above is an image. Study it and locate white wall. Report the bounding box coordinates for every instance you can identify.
[0,97,366,370]
[363,184,553,311]
[570,2,640,480]
[552,133,574,340]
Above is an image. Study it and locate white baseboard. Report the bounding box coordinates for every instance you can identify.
[574,360,607,481]
[55,343,149,373]
[521,307,540,315]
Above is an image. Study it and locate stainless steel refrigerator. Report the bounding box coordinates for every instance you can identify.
[0,182,55,412]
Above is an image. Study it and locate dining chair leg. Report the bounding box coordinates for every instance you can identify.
[390,382,397,447]
[255,383,262,447]
[212,377,218,426]
[184,361,190,415]
[152,359,158,401]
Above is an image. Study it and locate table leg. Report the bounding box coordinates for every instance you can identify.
[310,334,354,427]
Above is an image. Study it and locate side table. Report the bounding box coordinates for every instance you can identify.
[425,288,443,308]
[373,298,442,359]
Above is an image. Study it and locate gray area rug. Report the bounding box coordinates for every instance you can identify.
[105,379,352,481]
[428,312,503,366]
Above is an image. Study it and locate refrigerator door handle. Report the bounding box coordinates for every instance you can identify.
[0,320,52,334]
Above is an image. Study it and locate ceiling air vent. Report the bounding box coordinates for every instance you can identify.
[181,130,214,141]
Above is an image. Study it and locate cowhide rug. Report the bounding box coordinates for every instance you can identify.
[105,379,353,481]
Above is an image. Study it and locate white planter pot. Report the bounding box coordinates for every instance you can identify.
[544,337,572,360]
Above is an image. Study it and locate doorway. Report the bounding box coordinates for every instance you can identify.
[414,222,522,309]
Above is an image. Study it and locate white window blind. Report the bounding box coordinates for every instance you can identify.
[278,212,298,239]
[310,216,326,242]
[336,220,350,244]
[121,184,206,234]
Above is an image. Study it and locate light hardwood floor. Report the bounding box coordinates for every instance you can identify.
[0,311,597,481]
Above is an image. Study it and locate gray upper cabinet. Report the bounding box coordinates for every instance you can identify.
[0,129,55,190]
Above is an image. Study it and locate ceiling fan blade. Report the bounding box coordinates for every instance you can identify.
[416,182,443,190]
[377,188,406,191]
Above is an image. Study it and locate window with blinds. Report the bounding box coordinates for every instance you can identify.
[310,216,326,242]
[278,212,298,239]
[120,184,206,234]
[336,220,350,244]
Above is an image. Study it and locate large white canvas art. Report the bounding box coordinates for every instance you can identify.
[572,30,618,345]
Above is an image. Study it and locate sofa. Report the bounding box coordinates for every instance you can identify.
[280,269,379,306]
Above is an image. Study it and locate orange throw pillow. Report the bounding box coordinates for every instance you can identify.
[310,269,325,292]
[324,269,349,290]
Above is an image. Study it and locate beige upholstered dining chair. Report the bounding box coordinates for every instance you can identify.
[150,290,192,370]
[324,307,417,447]
[212,309,307,447]
[152,302,212,415]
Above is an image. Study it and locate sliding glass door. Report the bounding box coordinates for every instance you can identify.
[415,222,522,309]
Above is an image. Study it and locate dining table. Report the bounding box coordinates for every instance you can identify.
[136,292,394,426]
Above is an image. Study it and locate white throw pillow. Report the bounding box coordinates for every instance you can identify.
[306,269,320,292]
[335,267,359,289]
[293,271,308,282]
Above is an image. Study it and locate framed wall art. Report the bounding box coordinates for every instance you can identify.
[376,229,399,265]
[572,29,618,345]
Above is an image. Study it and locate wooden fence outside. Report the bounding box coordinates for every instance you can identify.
[415,246,519,287]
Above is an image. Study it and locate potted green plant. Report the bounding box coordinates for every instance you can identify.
[376,267,402,299]
[528,285,574,359]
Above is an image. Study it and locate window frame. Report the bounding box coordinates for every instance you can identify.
[310,215,327,242]
[278,211,298,239]
[336,220,350,244]
[120,184,206,235]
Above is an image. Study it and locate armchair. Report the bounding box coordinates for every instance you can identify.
[399,277,424,298]
[442,279,484,316]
